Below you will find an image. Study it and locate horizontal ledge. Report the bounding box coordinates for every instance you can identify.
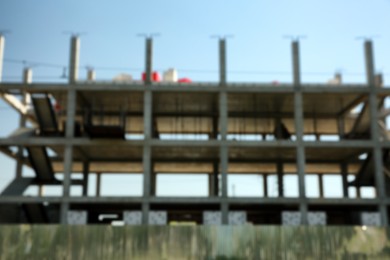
[0,196,384,206]
[0,138,379,148]
[0,82,374,94]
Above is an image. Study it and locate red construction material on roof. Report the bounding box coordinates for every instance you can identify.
[178,77,192,83]
[142,72,161,82]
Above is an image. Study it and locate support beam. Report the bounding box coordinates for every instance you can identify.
[142,90,152,224]
[0,177,34,196]
[277,161,284,197]
[14,68,32,179]
[356,185,361,198]
[38,185,44,197]
[318,174,324,198]
[292,41,301,86]
[87,68,95,81]
[219,39,226,85]
[60,88,76,224]
[337,116,345,139]
[1,93,29,115]
[219,88,228,224]
[151,165,156,196]
[208,173,214,197]
[292,40,308,225]
[341,163,349,198]
[0,34,4,82]
[82,162,89,196]
[213,162,219,196]
[96,173,101,197]
[145,38,153,85]
[69,36,80,83]
[263,174,268,197]
[365,40,388,226]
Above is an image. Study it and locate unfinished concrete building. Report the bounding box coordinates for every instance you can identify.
[0,35,389,226]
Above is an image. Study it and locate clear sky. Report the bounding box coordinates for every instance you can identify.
[0,0,389,197]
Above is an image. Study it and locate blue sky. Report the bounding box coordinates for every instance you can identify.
[0,0,389,197]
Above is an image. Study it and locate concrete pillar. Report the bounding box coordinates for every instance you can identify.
[318,174,324,198]
[263,174,268,197]
[292,41,301,86]
[341,163,349,198]
[0,34,4,82]
[142,90,152,224]
[337,116,345,139]
[82,162,89,196]
[365,40,388,226]
[365,41,375,87]
[23,67,33,84]
[60,88,76,224]
[14,68,32,179]
[292,40,308,225]
[208,173,214,197]
[38,185,44,197]
[87,69,95,81]
[96,173,101,197]
[356,185,361,198]
[213,162,219,196]
[212,115,219,139]
[145,38,153,84]
[219,39,226,85]
[151,166,156,196]
[22,67,32,108]
[219,89,228,224]
[277,162,284,197]
[69,36,80,83]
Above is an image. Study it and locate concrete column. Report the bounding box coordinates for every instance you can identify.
[277,162,284,197]
[23,67,33,84]
[356,185,361,198]
[219,89,228,224]
[208,173,214,197]
[142,90,152,224]
[292,40,308,225]
[96,173,101,197]
[365,40,388,226]
[38,185,44,197]
[219,39,226,85]
[318,174,324,198]
[0,34,4,82]
[212,115,219,139]
[263,174,268,197]
[142,148,152,224]
[69,36,80,83]
[87,69,95,81]
[213,162,219,196]
[145,38,153,84]
[15,68,32,179]
[151,167,156,196]
[60,88,76,224]
[341,163,349,198]
[337,116,345,139]
[292,41,301,86]
[82,162,89,196]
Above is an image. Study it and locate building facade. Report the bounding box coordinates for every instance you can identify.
[0,35,389,226]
